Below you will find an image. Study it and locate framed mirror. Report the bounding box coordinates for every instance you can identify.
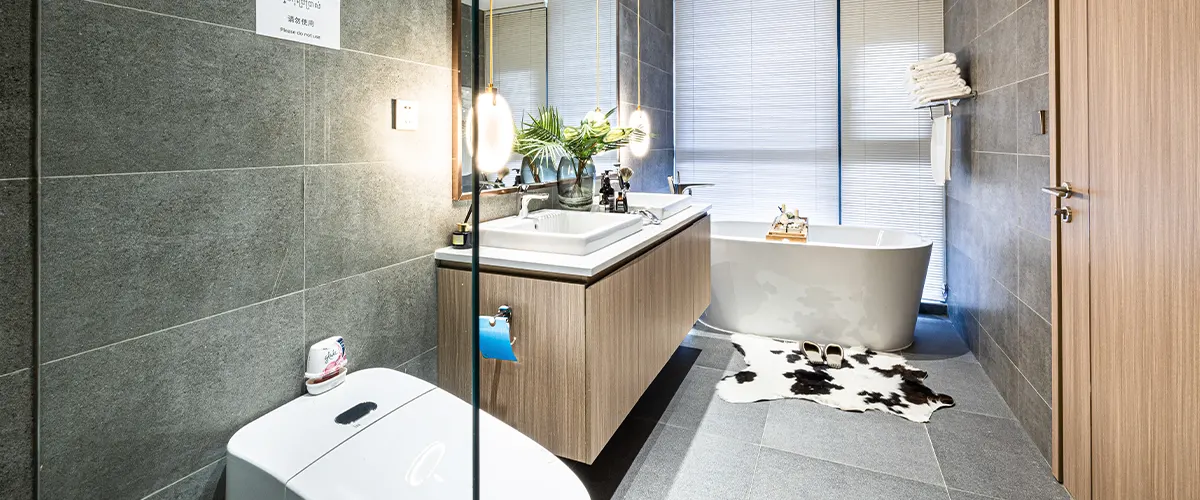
[452,0,619,200]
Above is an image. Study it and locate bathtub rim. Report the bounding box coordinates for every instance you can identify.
[709,219,934,252]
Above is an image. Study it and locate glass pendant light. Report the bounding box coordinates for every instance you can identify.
[465,0,514,173]
[627,0,651,157]
[585,0,606,126]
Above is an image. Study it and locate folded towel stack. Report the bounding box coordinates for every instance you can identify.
[906,53,972,105]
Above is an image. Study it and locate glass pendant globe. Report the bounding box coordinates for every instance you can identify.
[584,107,608,126]
[627,108,652,158]
[465,89,515,173]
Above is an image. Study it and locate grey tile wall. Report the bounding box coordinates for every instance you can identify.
[617,0,674,193]
[31,0,536,497]
[0,0,34,495]
[944,0,1054,462]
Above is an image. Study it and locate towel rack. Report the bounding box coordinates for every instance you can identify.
[913,91,978,119]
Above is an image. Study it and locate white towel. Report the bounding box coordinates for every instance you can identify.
[907,77,968,93]
[931,115,952,186]
[909,53,957,72]
[913,85,973,104]
[908,66,962,83]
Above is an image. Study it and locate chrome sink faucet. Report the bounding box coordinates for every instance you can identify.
[518,185,549,219]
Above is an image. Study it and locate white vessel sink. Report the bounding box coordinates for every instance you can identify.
[478,210,644,255]
[626,193,692,220]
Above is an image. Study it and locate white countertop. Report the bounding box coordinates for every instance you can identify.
[434,203,712,278]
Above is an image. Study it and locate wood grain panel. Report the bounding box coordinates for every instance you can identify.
[1088,0,1200,498]
[1047,0,1061,480]
[1055,0,1092,495]
[691,216,712,319]
[436,268,590,461]
[584,216,710,460]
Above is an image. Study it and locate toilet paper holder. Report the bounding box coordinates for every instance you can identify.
[489,305,513,326]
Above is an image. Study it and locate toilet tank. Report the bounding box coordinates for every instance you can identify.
[225,368,435,499]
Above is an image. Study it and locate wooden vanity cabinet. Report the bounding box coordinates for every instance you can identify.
[437,215,710,463]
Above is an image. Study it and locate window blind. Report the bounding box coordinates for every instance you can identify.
[548,0,619,167]
[492,8,548,174]
[840,0,945,301]
[675,0,841,224]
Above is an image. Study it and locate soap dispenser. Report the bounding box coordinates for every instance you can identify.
[599,170,616,211]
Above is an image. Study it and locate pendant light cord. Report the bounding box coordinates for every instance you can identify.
[488,0,496,104]
[595,0,600,111]
[636,0,641,110]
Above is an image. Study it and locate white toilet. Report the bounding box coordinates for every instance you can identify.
[227,368,590,499]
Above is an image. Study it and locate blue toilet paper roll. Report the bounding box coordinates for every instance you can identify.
[479,316,517,361]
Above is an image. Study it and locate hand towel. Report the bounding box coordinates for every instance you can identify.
[909,53,957,72]
[908,66,962,83]
[907,77,969,93]
[914,85,973,103]
[931,115,952,186]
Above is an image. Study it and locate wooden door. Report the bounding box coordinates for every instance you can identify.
[1057,0,1200,499]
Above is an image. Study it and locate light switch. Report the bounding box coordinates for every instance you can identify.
[391,99,418,131]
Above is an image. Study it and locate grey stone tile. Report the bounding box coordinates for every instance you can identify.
[680,331,746,372]
[40,168,304,360]
[972,87,1018,153]
[615,423,760,500]
[976,0,1017,33]
[313,48,452,165]
[1017,229,1052,320]
[0,181,32,369]
[93,0,254,29]
[1016,155,1052,238]
[962,308,982,352]
[970,17,1018,92]
[977,327,1019,407]
[1017,75,1050,156]
[948,148,975,204]
[761,399,944,486]
[620,104,673,154]
[400,347,439,386]
[144,458,225,500]
[661,365,768,444]
[950,488,1000,500]
[0,0,31,180]
[1017,302,1052,403]
[620,6,673,80]
[946,0,977,53]
[342,0,452,67]
[985,216,1019,294]
[40,294,305,499]
[626,148,675,193]
[979,279,1018,365]
[0,370,33,500]
[1016,377,1052,464]
[904,315,974,362]
[973,152,1017,218]
[927,409,1068,499]
[749,447,950,500]
[41,0,304,175]
[304,162,459,286]
[1013,0,1049,81]
[305,256,438,372]
[621,53,673,113]
[305,47,328,165]
[621,0,672,36]
[911,358,1015,420]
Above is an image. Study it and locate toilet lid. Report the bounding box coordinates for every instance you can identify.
[286,388,589,500]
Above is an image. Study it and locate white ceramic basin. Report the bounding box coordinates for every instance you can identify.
[478,210,644,255]
[626,193,692,220]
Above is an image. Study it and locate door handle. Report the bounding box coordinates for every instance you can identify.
[1054,207,1073,223]
[1041,182,1074,198]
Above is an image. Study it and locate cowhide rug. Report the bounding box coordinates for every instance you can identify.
[716,333,955,422]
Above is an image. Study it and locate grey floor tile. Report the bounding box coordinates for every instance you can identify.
[661,365,768,444]
[615,424,760,500]
[749,447,950,500]
[950,488,1001,500]
[910,358,1015,420]
[0,181,32,370]
[681,330,746,372]
[761,399,944,486]
[904,316,975,362]
[928,410,1069,499]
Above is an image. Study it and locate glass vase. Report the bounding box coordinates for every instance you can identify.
[557,157,595,211]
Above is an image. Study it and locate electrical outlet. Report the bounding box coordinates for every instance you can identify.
[391,99,418,131]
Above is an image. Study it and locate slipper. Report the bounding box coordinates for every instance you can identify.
[802,341,824,365]
[824,344,844,368]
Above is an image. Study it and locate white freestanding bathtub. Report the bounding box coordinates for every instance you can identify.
[702,221,932,351]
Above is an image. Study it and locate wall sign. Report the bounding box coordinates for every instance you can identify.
[257,0,341,49]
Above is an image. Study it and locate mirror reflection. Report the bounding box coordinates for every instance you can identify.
[455,0,620,198]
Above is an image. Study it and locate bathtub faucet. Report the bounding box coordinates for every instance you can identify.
[667,173,715,195]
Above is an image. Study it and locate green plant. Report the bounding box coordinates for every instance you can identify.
[514,106,647,178]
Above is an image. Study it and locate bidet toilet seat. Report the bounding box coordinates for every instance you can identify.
[227,368,589,499]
